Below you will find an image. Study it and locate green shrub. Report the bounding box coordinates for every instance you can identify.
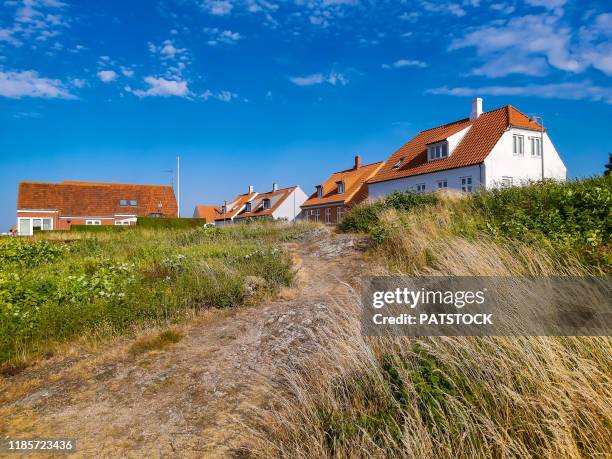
[71,224,129,233]
[137,217,207,229]
[0,238,65,267]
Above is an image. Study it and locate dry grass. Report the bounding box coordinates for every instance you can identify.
[128,330,184,355]
[247,203,612,458]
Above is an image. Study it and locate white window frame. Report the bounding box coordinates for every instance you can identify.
[337,181,345,194]
[314,209,320,222]
[86,220,102,225]
[437,180,448,189]
[415,183,426,193]
[428,142,448,161]
[316,186,323,198]
[325,208,331,224]
[262,198,271,210]
[461,176,473,193]
[530,136,542,157]
[336,206,342,223]
[17,217,54,236]
[501,176,513,188]
[129,200,138,207]
[245,201,252,212]
[513,134,524,156]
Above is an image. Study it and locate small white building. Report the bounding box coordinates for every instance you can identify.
[212,183,308,225]
[368,99,567,198]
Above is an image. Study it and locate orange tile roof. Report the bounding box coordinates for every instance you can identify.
[193,205,223,222]
[234,186,297,219]
[214,192,257,221]
[18,181,177,217]
[302,161,384,207]
[369,105,544,184]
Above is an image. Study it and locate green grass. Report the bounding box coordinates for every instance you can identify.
[340,176,612,268]
[0,221,317,365]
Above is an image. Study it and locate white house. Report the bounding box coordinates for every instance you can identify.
[368,99,567,198]
[210,183,308,225]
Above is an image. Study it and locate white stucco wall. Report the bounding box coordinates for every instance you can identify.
[484,127,566,187]
[273,187,308,221]
[368,164,483,199]
[447,125,472,153]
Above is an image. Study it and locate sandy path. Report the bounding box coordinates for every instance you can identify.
[0,232,368,458]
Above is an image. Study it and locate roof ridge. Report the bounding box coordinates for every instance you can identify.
[331,160,385,175]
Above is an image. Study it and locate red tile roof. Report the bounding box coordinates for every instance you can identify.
[302,161,384,207]
[234,186,297,219]
[193,205,223,222]
[369,105,544,184]
[214,192,257,221]
[18,181,178,217]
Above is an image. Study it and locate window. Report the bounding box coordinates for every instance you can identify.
[19,219,31,236]
[245,201,252,212]
[501,176,513,188]
[337,181,345,194]
[416,183,426,193]
[531,137,542,157]
[115,220,130,226]
[392,157,405,169]
[316,185,323,198]
[42,219,52,230]
[437,180,448,189]
[325,208,331,224]
[461,176,473,192]
[336,206,342,223]
[262,198,271,210]
[119,199,128,206]
[314,209,320,222]
[129,200,137,207]
[513,134,524,156]
[86,220,101,225]
[428,142,448,161]
[304,211,309,222]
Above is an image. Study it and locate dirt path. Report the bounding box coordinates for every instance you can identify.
[0,232,368,457]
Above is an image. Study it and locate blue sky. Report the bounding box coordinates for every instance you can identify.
[1,0,611,230]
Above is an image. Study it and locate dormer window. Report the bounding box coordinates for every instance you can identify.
[316,185,323,198]
[245,201,252,212]
[119,199,128,206]
[130,200,137,207]
[262,198,271,210]
[392,157,405,169]
[337,181,345,194]
[428,142,448,161]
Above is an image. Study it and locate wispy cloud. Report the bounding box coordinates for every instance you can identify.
[201,89,239,102]
[204,28,242,46]
[97,70,117,82]
[0,69,74,99]
[0,0,69,48]
[201,0,234,16]
[428,81,612,104]
[382,59,427,69]
[289,71,348,86]
[128,76,191,98]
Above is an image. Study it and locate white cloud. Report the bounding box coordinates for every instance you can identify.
[524,0,568,9]
[382,59,427,69]
[0,0,68,48]
[201,89,239,102]
[420,1,466,17]
[428,81,612,104]
[121,67,134,77]
[202,0,234,15]
[289,71,348,86]
[130,76,191,98]
[97,70,117,82]
[71,78,86,88]
[204,28,242,45]
[0,69,74,99]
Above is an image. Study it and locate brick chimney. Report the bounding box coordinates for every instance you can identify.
[354,154,362,170]
[470,97,483,121]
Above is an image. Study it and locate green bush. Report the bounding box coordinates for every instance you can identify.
[0,238,65,267]
[71,224,129,233]
[137,217,207,229]
[339,191,439,234]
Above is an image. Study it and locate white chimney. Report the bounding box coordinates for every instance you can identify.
[470,97,483,121]
[272,183,279,192]
[248,185,254,194]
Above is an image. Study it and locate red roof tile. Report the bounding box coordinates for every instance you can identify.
[193,205,223,222]
[302,161,384,207]
[234,186,297,219]
[369,105,544,184]
[18,181,178,217]
[214,192,257,221]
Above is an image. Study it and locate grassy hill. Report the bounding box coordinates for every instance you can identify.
[251,176,612,458]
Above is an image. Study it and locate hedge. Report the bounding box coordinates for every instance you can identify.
[136,217,207,229]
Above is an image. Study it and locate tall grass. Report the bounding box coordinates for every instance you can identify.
[249,179,612,458]
[0,221,317,365]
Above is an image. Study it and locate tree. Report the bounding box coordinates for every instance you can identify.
[606,152,612,176]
